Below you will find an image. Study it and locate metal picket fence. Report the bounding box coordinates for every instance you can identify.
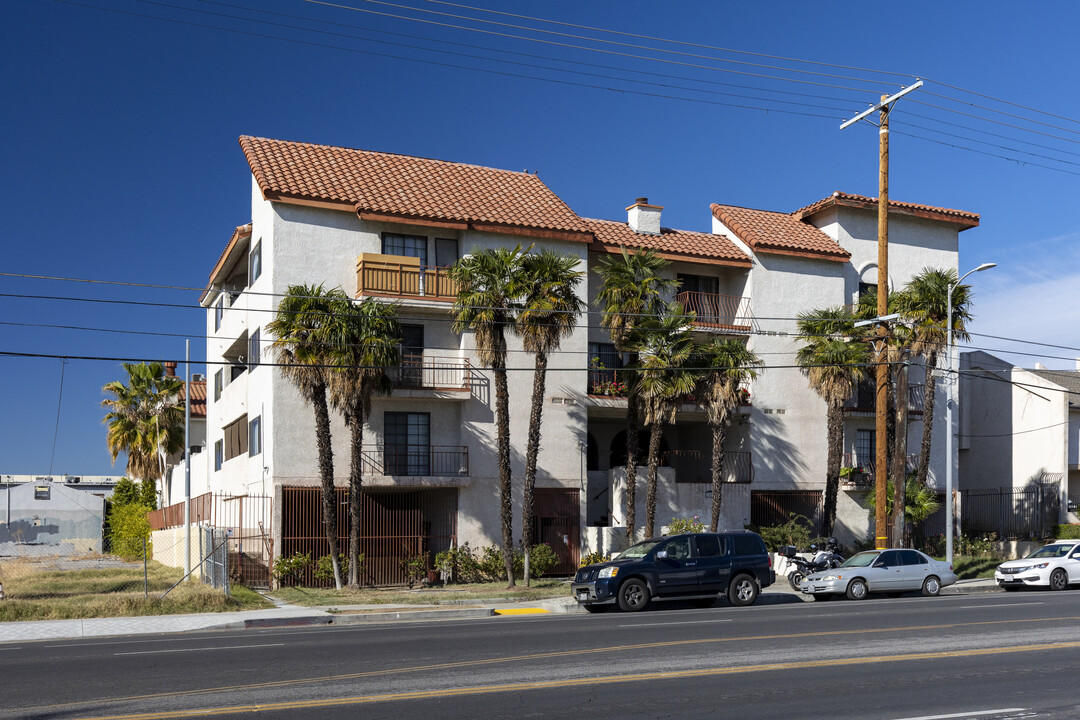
[960,483,1060,540]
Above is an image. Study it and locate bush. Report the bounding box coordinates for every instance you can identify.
[478,544,507,581]
[111,478,141,508]
[314,554,355,582]
[523,543,559,578]
[108,503,154,560]
[1054,524,1080,539]
[754,513,814,552]
[399,552,428,589]
[273,552,310,585]
[435,543,484,584]
[579,551,610,568]
[667,516,705,534]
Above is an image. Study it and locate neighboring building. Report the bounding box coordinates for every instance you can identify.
[960,350,1078,525]
[0,479,108,555]
[162,362,208,507]
[0,474,120,499]
[200,136,978,581]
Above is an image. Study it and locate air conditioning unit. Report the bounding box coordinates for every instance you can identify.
[65,476,81,484]
[192,373,205,382]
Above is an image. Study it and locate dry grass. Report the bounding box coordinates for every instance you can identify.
[271,579,570,607]
[0,556,272,622]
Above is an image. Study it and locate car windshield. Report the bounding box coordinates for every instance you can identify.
[618,539,662,559]
[1027,544,1075,559]
[839,551,880,568]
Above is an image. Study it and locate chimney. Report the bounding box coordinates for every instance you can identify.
[627,197,663,235]
[164,361,177,377]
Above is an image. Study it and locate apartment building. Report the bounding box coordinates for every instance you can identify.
[201,136,978,581]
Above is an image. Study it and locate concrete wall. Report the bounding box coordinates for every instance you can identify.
[0,481,105,555]
[151,525,217,579]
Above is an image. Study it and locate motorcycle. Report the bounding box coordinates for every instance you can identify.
[783,539,844,591]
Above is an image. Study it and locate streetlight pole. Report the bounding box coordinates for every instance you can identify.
[945,262,995,564]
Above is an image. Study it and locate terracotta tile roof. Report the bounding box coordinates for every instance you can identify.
[239,136,590,241]
[792,191,980,229]
[178,380,206,418]
[584,218,750,266]
[201,223,252,304]
[710,204,849,261]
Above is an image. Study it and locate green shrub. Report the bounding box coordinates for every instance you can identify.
[273,552,310,585]
[139,479,159,510]
[1054,524,1080,539]
[111,478,141,508]
[754,513,814,552]
[108,503,154,560]
[523,543,559,578]
[478,544,507,581]
[667,516,705,534]
[314,554,355,582]
[399,552,428,589]
[435,543,484,584]
[579,551,611,567]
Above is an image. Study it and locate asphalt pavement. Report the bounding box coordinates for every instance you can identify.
[0,576,1000,644]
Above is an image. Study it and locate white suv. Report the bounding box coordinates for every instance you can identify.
[995,540,1080,591]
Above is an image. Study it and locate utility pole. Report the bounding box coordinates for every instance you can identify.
[184,339,192,579]
[841,79,922,550]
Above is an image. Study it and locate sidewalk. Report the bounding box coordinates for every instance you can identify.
[0,579,1000,644]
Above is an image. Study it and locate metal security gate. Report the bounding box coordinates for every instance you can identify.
[750,490,823,535]
[280,486,457,586]
[533,488,579,575]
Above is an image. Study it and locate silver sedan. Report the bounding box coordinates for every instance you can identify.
[799,548,957,600]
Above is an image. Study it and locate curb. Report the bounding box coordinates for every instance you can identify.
[330,607,494,624]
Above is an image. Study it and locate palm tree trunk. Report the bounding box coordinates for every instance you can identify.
[645,418,662,538]
[823,403,843,537]
[522,350,548,588]
[917,350,938,489]
[493,353,515,588]
[892,360,909,546]
[624,389,640,541]
[347,416,363,588]
[313,383,342,590]
[710,423,727,532]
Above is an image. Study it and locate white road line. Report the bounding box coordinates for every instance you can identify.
[115,642,285,656]
[893,709,1026,720]
[958,602,1043,609]
[618,619,734,628]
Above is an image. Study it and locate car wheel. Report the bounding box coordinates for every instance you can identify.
[582,604,610,614]
[1050,568,1068,591]
[788,571,805,591]
[617,579,650,612]
[728,574,759,606]
[922,575,941,597]
[846,578,868,600]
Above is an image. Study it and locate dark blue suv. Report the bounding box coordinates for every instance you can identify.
[571,531,774,612]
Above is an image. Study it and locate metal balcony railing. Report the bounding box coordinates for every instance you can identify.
[840,452,920,488]
[665,450,753,484]
[356,257,458,301]
[846,383,925,414]
[675,291,753,334]
[390,355,472,390]
[361,445,469,477]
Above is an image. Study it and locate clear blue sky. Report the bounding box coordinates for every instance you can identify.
[3,1,1079,476]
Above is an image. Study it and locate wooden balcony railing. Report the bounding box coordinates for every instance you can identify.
[361,445,469,477]
[391,355,472,390]
[676,291,753,334]
[666,450,753,484]
[356,254,458,302]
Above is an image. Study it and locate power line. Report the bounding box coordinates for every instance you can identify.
[48,359,69,477]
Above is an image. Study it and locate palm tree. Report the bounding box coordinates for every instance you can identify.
[594,247,673,540]
[328,297,401,588]
[897,268,974,490]
[692,339,763,532]
[448,246,528,587]
[796,307,870,537]
[267,284,349,590]
[102,362,185,505]
[514,250,585,586]
[632,303,696,539]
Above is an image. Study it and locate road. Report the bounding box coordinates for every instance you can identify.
[3,590,1080,719]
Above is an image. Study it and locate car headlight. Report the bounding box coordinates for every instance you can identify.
[1032,562,1049,570]
[598,567,618,579]
[819,574,841,582]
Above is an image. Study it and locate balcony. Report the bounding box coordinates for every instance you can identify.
[676,291,753,334]
[356,253,458,302]
[846,383,925,415]
[667,450,753,484]
[841,452,920,489]
[390,355,472,391]
[587,368,751,407]
[361,445,469,477]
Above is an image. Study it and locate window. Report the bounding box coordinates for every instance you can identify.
[382,233,428,264]
[249,241,262,282]
[248,328,260,369]
[214,370,222,401]
[435,238,458,267]
[34,486,50,500]
[398,324,425,386]
[249,415,262,457]
[384,411,429,475]
[695,534,723,557]
[858,282,877,300]
[855,430,875,467]
[215,298,223,331]
[214,440,223,471]
[677,273,719,295]
[223,415,248,461]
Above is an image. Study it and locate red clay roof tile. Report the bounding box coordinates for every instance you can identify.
[178,381,206,418]
[792,191,979,228]
[584,217,750,266]
[710,204,849,261]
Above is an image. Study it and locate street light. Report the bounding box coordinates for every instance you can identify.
[945,262,996,564]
